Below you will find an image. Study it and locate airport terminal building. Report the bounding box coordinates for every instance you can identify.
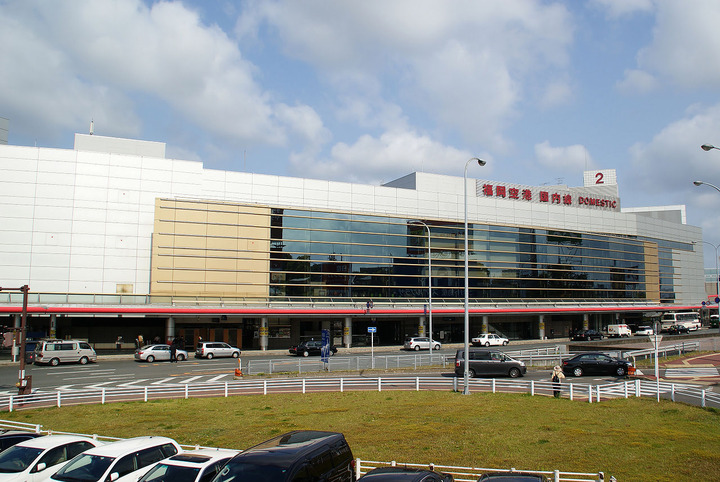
[0,134,707,350]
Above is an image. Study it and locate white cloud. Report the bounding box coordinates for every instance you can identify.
[539,80,574,108]
[0,0,315,147]
[534,141,593,172]
[290,128,478,184]
[615,69,659,94]
[239,1,575,149]
[589,0,654,18]
[629,0,720,89]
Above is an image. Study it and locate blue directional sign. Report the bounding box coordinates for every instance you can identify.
[367,326,377,333]
[321,329,330,363]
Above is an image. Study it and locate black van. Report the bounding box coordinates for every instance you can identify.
[454,348,526,378]
[213,430,355,482]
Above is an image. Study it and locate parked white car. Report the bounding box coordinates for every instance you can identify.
[43,436,181,482]
[195,342,241,359]
[134,345,188,363]
[471,333,509,347]
[0,435,102,482]
[403,337,441,351]
[635,326,654,335]
[138,448,239,482]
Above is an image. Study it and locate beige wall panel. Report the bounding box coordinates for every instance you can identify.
[151,198,271,297]
[643,241,660,303]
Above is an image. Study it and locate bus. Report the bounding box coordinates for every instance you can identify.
[660,312,701,332]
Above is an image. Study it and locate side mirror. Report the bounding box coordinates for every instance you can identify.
[110,472,120,481]
[34,462,47,473]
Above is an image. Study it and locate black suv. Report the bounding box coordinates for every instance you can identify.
[289,340,338,357]
[570,329,604,341]
[454,349,526,378]
[213,430,355,481]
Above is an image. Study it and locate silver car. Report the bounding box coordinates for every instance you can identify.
[195,342,241,359]
[134,344,188,362]
[403,337,441,351]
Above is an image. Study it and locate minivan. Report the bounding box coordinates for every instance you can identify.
[34,340,97,366]
[45,436,181,482]
[454,349,526,378]
[212,430,355,482]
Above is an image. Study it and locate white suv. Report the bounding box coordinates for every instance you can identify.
[403,337,441,351]
[471,333,509,347]
[195,342,241,359]
[34,340,97,366]
[44,436,181,482]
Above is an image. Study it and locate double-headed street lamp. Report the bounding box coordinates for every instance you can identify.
[410,220,433,357]
[464,157,486,395]
[693,178,720,329]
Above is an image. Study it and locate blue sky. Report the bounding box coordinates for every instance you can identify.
[4,0,720,266]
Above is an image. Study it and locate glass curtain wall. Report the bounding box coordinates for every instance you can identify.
[265,207,679,302]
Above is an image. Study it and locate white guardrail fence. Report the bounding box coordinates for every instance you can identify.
[244,342,699,375]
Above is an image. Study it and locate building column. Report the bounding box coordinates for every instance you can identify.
[538,315,545,340]
[13,314,20,329]
[583,313,589,331]
[165,316,175,344]
[260,317,269,351]
[481,315,489,334]
[418,316,426,336]
[49,314,57,338]
[343,317,352,348]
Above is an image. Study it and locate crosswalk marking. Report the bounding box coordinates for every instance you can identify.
[207,374,231,383]
[118,379,149,387]
[665,367,719,377]
[178,376,202,384]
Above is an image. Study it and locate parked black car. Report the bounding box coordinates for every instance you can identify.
[454,349,526,378]
[289,340,338,357]
[360,467,453,481]
[569,329,604,341]
[213,430,355,482]
[561,352,632,377]
[667,324,689,335]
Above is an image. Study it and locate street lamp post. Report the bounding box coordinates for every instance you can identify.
[410,220,433,358]
[693,180,720,331]
[463,157,486,395]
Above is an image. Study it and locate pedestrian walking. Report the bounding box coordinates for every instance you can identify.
[551,365,565,398]
[170,338,177,362]
[116,336,123,351]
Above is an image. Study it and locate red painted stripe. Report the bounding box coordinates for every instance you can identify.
[0,305,702,316]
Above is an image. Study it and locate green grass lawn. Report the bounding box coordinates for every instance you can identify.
[3,390,719,481]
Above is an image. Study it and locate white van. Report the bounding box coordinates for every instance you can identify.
[607,324,631,337]
[660,312,701,332]
[34,340,97,366]
[44,436,181,482]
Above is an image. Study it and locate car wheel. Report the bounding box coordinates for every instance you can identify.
[616,366,627,377]
[433,344,441,350]
[502,341,508,346]
[509,367,521,378]
[177,354,185,361]
[572,367,583,377]
[146,355,155,363]
[414,345,420,351]
[50,358,60,367]
[79,356,88,365]
[206,353,214,360]
[232,352,239,358]
[303,351,310,357]
[485,342,490,347]
[469,368,476,378]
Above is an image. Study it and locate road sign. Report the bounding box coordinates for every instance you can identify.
[367,326,376,333]
[321,329,330,363]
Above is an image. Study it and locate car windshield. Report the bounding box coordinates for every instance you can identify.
[213,461,289,481]
[52,454,114,481]
[0,445,43,473]
[139,463,200,482]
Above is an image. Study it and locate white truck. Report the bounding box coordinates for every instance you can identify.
[607,324,632,337]
[660,312,701,332]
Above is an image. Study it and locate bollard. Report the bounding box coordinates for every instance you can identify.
[234,358,243,378]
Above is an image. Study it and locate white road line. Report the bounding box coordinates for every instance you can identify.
[118,379,149,387]
[207,374,231,383]
[665,367,719,377]
[54,385,75,391]
[177,376,203,384]
[45,369,116,376]
[85,381,115,389]
[150,378,176,385]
